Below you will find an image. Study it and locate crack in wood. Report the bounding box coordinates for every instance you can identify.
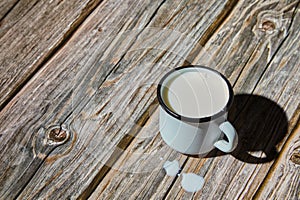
[0,1,108,195]
[183,0,239,65]
[253,116,300,199]
[77,99,158,200]
[163,1,300,199]
[162,158,189,199]
[0,0,20,23]
[158,0,241,198]
[2,0,299,198]
[66,1,168,133]
[0,0,105,113]
[13,124,73,199]
[249,6,299,97]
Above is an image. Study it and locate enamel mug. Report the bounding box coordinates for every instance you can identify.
[157,66,238,155]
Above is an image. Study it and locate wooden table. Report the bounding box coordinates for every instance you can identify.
[0,0,299,199]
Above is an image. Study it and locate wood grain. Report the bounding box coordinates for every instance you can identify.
[19,0,241,198]
[0,0,161,197]
[0,0,299,199]
[253,8,300,199]
[0,0,208,198]
[89,0,300,199]
[0,0,103,110]
[89,109,188,200]
[165,1,300,199]
[254,121,300,200]
[0,0,245,199]
[0,0,19,20]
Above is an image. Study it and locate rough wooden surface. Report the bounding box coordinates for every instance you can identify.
[90,0,300,199]
[253,8,300,199]
[1,0,238,198]
[0,0,299,199]
[165,1,300,199]
[0,0,19,20]
[0,0,103,109]
[255,121,300,200]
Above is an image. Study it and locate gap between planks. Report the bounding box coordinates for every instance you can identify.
[245,0,300,100]
[188,2,299,198]
[2,0,298,198]
[152,1,300,199]
[253,110,300,199]
[184,0,238,66]
[0,0,105,112]
[0,0,20,22]
[78,98,158,200]
[120,2,288,200]
[76,1,241,198]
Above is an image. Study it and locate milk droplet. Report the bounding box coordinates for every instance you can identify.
[163,160,180,176]
[181,173,204,193]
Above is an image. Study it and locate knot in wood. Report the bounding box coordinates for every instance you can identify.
[262,20,275,32]
[46,126,70,145]
[290,152,300,165]
[49,128,67,142]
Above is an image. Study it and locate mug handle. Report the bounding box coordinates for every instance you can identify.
[214,121,238,153]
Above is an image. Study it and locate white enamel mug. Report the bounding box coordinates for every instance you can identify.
[157,66,238,155]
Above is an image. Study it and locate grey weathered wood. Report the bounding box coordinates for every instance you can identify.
[254,122,300,200]
[20,0,240,198]
[0,0,19,20]
[0,0,193,199]
[0,0,160,197]
[89,0,300,199]
[165,1,300,199]
[0,0,299,199]
[0,0,245,199]
[0,0,103,109]
[88,108,190,200]
[252,8,300,200]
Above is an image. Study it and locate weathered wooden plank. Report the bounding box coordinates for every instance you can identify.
[0,0,246,199]
[89,109,187,199]
[165,1,300,199]
[0,0,207,199]
[192,0,298,92]
[0,0,166,198]
[1,0,299,199]
[0,0,103,110]
[254,121,300,200]
[89,0,300,199]
[24,2,240,197]
[244,7,300,199]
[0,0,19,20]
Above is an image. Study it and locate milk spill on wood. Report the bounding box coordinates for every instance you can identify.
[181,173,205,193]
[163,160,180,176]
[163,160,205,192]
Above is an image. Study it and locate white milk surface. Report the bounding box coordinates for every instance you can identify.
[162,68,229,118]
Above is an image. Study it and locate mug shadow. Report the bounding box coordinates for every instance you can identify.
[202,94,288,164]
